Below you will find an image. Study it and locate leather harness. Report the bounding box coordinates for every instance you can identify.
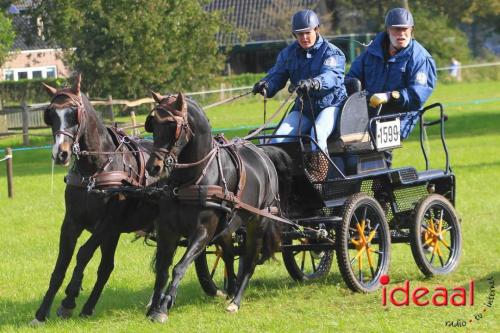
[47,90,147,190]
[148,96,291,225]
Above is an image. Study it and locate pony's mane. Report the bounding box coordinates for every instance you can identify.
[185,96,210,126]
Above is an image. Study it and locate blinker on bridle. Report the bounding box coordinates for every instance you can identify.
[148,96,193,171]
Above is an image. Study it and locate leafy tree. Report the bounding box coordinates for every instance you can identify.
[327,0,498,60]
[410,7,471,67]
[32,0,232,98]
[0,11,15,66]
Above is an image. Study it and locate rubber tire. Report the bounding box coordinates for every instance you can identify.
[282,234,334,281]
[410,194,462,277]
[336,193,391,293]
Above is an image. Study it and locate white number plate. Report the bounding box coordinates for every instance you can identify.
[375,118,401,149]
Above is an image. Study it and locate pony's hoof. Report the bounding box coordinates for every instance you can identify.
[226,302,239,313]
[79,309,94,318]
[29,318,45,327]
[215,290,227,298]
[56,305,73,319]
[148,311,168,324]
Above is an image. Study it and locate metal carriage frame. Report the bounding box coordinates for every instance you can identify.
[197,88,462,294]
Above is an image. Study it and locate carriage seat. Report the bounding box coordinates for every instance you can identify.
[327,78,373,154]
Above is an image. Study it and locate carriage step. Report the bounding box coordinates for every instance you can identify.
[389,167,418,185]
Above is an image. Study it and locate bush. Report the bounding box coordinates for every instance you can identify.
[0,77,68,106]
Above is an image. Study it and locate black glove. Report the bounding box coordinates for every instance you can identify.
[252,81,268,95]
[296,79,320,94]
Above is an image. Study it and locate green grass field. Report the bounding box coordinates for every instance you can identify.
[0,81,499,332]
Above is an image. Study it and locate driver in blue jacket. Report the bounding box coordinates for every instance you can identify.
[253,9,347,182]
[347,7,437,165]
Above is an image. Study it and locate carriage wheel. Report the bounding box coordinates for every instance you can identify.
[194,244,241,297]
[410,194,462,277]
[281,231,334,281]
[336,193,391,293]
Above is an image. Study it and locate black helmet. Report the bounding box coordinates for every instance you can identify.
[291,10,320,33]
[385,8,414,28]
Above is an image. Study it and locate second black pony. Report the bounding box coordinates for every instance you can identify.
[32,75,159,324]
[144,92,287,322]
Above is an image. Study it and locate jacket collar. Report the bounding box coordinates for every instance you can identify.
[294,35,324,54]
[368,32,413,62]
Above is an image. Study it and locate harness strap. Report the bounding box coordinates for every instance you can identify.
[175,185,294,225]
[65,170,142,189]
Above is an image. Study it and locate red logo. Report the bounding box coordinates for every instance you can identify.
[380,275,475,306]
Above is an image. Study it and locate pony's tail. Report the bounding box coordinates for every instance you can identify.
[259,219,282,264]
[258,145,294,264]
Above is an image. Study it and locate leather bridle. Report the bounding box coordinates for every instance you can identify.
[45,90,85,156]
[146,95,194,171]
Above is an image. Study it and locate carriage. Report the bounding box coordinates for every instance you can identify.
[194,78,462,294]
[36,76,461,323]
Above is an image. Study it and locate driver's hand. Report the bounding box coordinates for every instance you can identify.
[369,92,390,108]
[252,81,268,95]
[296,79,320,94]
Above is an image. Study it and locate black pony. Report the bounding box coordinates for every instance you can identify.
[144,92,283,322]
[32,76,158,324]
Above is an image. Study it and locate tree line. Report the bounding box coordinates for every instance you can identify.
[0,0,498,99]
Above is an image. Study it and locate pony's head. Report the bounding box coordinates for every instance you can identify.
[145,92,193,178]
[43,74,84,166]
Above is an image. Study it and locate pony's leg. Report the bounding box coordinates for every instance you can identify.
[218,223,240,298]
[58,230,104,317]
[79,232,120,317]
[227,217,264,313]
[146,227,180,323]
[33,217,83,323]
[163,210,219,310]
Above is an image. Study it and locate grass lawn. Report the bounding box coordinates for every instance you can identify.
[0,80,499,332]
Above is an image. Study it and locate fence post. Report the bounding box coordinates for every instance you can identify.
[220,83,225,101]
[130,110,139,136]
[107,95,115,122]
[6,147,13,198]
[21,100,30,146]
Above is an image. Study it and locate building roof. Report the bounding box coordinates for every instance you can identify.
[205,0,321,45]
[10,14,52,51]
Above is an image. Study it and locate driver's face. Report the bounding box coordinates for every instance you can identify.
[388,27,413,49]
[295,29,317,49]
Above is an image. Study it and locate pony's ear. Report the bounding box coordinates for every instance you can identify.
[42,82,57,96]
[144,114,153,133]
[175,92,187,114]
[151,91,164,104]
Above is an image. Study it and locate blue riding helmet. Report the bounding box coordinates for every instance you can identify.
[385,8,414,28]
[292,10,320,33]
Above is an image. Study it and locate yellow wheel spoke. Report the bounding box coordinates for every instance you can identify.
[435,243,443,258]
[367,229,377,243]
[424,236,434,246]
[366,247,374,271]
[356,223,367,243]
[439,237,451,250]
[210,252,222,278]
[422,224,439,237]
[431,240,438,255]
[353,246,366,261]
